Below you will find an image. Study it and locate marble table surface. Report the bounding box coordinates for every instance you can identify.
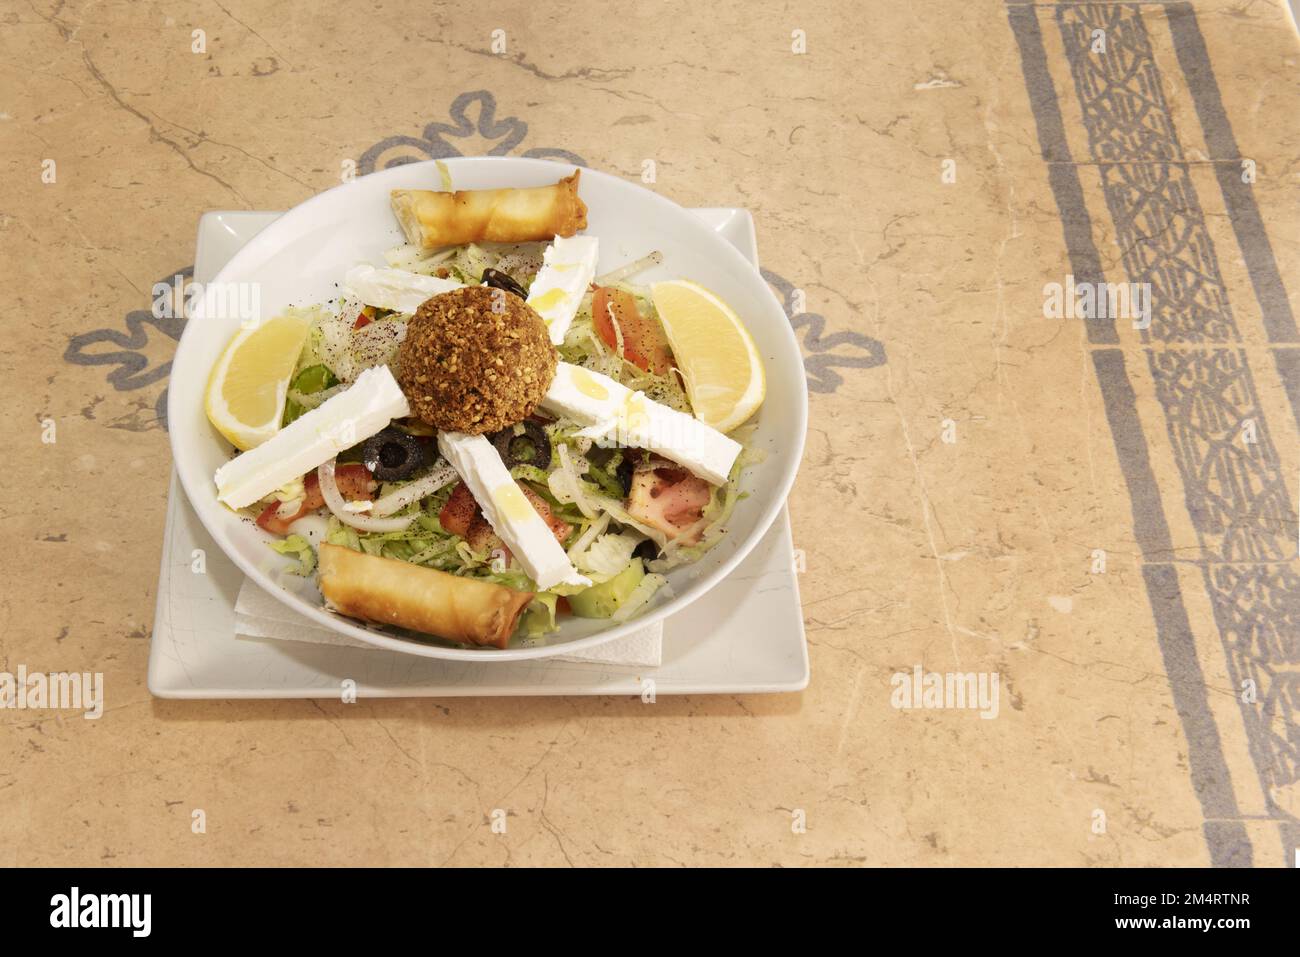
[3,0,1299,866]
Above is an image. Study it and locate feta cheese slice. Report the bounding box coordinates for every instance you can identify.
[215,365,409,509]
[526,236,599,344]
[344,264,462,314]
[437,432,590,591]
[540,363,741,485]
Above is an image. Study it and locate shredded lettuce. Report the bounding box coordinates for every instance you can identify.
[444,241,547,288]
[548,442,601,520]
[268,534,317,576]
[509,463,550,486]
[574,530,641,579]
[567,511,610,559]
[519,593,559,638]
[610,572,669,622]
[591,494,669,547]
[383,243,457,275]
[583,450,626,499]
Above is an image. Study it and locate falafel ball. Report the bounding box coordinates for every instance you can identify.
[396,285,556,434]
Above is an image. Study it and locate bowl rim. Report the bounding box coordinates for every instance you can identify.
[169,156,808,661]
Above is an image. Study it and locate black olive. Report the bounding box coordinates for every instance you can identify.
[415,434,441,468]
[633,539,660,562]
[361,427,424,481]
[615,455,636,496]
[480,268,528,300]
[488,421,551,471]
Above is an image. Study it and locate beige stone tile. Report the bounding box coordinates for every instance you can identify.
[1,0,1297,867]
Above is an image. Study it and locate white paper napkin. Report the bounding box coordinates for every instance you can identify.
[233,577,662,667]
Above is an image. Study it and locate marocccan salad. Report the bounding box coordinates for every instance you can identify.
[206,170,766,648]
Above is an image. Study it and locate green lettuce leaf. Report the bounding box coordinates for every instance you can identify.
[519,592,559,639]
[267,534,316,576]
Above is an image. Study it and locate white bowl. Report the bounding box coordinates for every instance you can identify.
[169,157,807,661]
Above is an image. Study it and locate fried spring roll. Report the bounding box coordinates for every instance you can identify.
[317,544,533,648]
[390,171,588,249]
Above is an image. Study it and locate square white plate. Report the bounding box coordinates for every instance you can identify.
[147,208,808,698]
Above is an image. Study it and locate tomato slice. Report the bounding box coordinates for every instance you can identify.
[519,483,572,544]
[256,501,304,536]
[318,463,376,504]
[439,481,478,537]
[591,286,674,374]
[256,464,374,535]
[439,481,571,551]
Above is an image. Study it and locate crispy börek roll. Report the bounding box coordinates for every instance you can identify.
[390,171,588,249]
[317,544,533,648]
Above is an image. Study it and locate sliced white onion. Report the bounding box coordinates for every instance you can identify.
[549,443,599,520]
[317,307,358,382]
[317,460,416,533]
[290,513,330,545]
[595,251,663,286]
[337,294,364,319]
[567,511,611,560]
[273,498,305,520]
[370,464,458,517]
[591,495,669,547]
[350,317,407,375]
[611,573,669,622]
[288,382,347,411]
[594,292,626,358]
[577,531,642,578]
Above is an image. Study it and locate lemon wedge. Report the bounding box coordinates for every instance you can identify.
[204,315,311,450]
[650,279,766,433]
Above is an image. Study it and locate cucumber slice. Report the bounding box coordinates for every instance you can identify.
[568,559,645,619]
